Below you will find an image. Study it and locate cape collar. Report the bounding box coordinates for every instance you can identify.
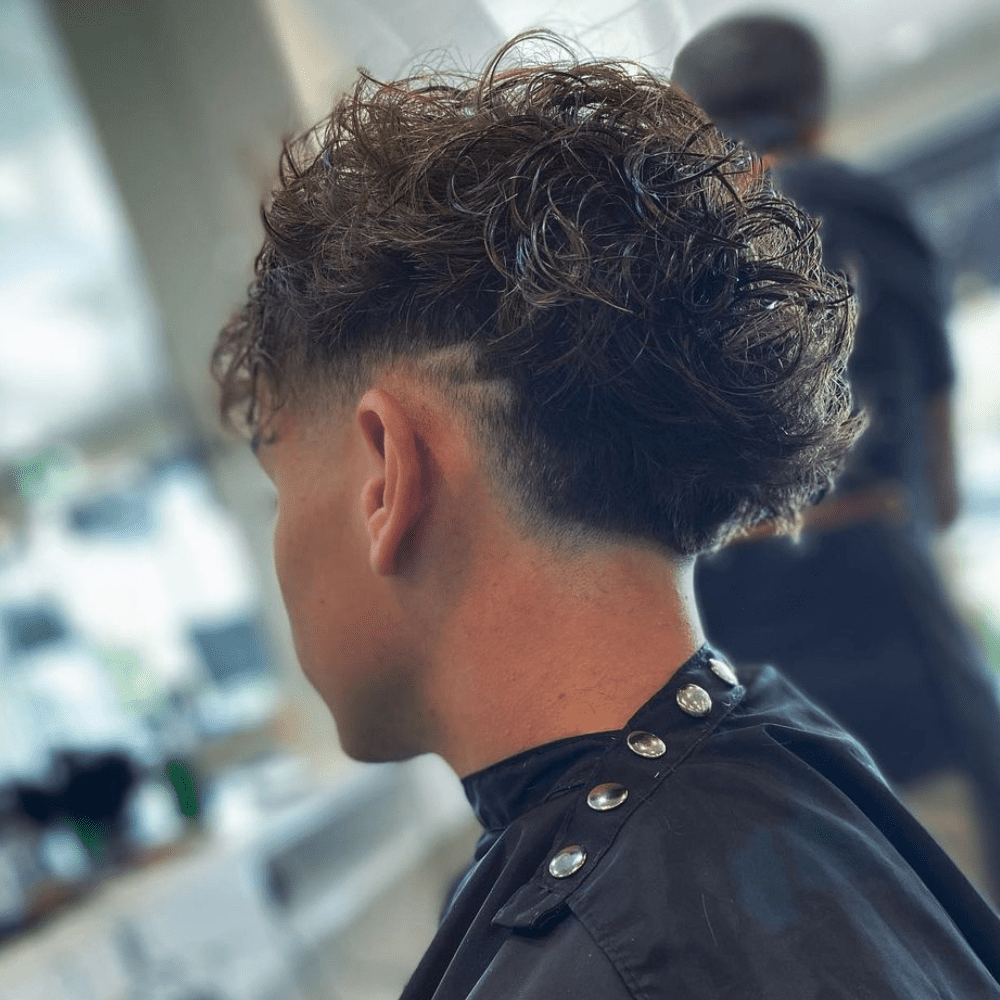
[461,645,722,831]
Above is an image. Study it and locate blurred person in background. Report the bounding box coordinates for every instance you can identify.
[213,36,1000,998]
[674,13,1000,905]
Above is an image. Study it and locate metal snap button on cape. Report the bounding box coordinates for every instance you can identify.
[587,782,629,811]
[709,657,739,686]
[676,683,712,717]
[626,730,667,758]
[549,845,587,878]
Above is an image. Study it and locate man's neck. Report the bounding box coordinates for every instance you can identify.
[763,127,825,169]
[426,538,705,777]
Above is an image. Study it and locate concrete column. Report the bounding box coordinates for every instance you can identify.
[47,0,342,766]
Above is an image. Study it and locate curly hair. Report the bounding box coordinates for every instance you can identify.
[213,35,863,556]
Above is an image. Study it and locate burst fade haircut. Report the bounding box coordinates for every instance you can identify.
[213,33,864,557]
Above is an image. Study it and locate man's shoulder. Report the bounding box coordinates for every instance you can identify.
[493,661,888,932]
[491,663,1000,997]
[776,154,928,259]
[406,659,1000,998]
[776,155,893,211]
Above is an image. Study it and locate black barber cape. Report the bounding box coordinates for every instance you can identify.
[400,647,1000,999]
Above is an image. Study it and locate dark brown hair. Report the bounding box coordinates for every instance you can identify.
[214,35,863,556]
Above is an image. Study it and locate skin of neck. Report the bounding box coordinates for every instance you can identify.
[367,370,705,777]
[762,123,825,169]
[426,520,705,777]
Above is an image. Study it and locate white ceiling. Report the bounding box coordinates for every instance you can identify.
[269,0,1000,95]
[482,0,1000,79]
[265,0,1000,158]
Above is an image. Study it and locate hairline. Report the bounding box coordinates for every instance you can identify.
[266,342,691,564]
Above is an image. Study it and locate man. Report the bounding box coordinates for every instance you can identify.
[674,14,1000,903]
[213,37,1000,998]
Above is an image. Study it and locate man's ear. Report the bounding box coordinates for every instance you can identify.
[357,390,425,576]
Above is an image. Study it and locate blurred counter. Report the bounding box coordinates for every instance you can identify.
[0,755,477,1000]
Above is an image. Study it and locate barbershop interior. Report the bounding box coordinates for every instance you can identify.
[1,0,999,997]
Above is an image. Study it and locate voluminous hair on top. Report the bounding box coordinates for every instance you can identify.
[213,33,863,556]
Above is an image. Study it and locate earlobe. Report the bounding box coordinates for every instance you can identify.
[357,391,424,576]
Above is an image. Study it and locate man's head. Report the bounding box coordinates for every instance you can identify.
[214,37,861,763]
[217,37,856,553]
[672,15,828,155]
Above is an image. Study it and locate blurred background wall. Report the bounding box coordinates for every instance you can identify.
[0,1,998,998]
